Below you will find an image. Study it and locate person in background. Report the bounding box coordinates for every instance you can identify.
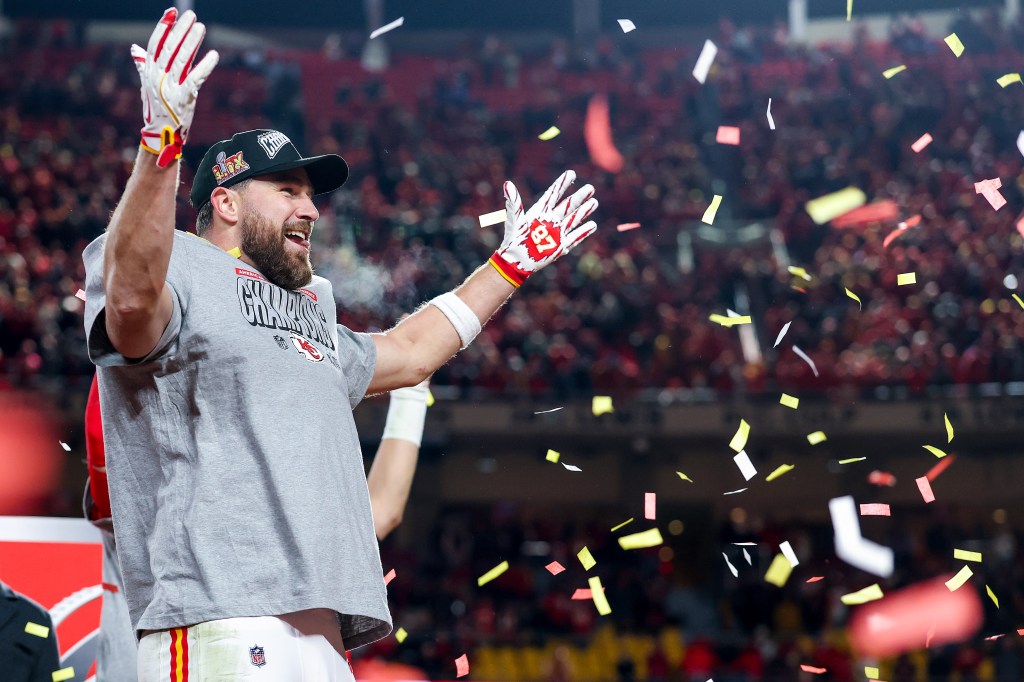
[0,580,62,682]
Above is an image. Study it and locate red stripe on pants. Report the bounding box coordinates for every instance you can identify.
[169,629,178,682]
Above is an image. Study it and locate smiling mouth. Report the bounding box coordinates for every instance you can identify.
[284,231,311,253]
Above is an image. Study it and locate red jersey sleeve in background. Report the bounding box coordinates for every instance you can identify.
[85,374,112,520]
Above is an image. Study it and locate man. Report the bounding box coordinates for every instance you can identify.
[83,8,597,680]
[0,581,62,682]
[83,375,430,681]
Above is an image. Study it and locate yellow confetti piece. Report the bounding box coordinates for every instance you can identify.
[847,0,852,20]
[865,667,880,679]
[987,585,999,608]
[618,527,664,550]
[610,518,634,532]
[589,576,612,615]
[1013,293,1024,309]
[923,445,948,459]
[838,457,865,464]
[545,449,561,463]
[395,626,408,643]
[702,194,723,224]
[676,471,693,482]
[709,314,752,327]
[729,419,750,452]
[805,187,867,225]
[845,288,862,309]
[765,463,795,482]
[425,389,435,407]
[592,395,614,416]
[944,413,954,443]
[227,246,242,258]
[780,394,799,409]
[997,73,1022,88]
[945,565,973,591]
[477,560,509,586]
[52,669,75,682]
[764,553,793,587]
[24,622,49,638]
[538,126,561,140]
[577,546,596,570]
[841,584,884,605]
[806,431,827,445]
[788,266,812,281]
[897,272,916,286]
[954,549,982,563]
[883,65,907,79]
[944,33,965,57]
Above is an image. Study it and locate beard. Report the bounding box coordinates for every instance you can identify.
[240,208,313,291]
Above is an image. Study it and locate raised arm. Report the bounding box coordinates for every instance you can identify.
[366,170,598,394]
[103,9,217,359]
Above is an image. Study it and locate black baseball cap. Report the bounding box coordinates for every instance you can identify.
[190,129,349,210]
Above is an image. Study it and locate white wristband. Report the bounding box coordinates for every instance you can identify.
[429,292,481,349]
[382,383,429,446]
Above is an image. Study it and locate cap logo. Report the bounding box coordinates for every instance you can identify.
[257,131,291,159]
[212,151,250,185]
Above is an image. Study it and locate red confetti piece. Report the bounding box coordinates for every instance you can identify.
[455,654,470,678]
[1017,215,1024,240]
[585,94,624,173]
[868,470,897,487]
[616,222,641,232]
[911,133,933,152]
[800,665,827,674]
[545,561,566,575]
[716,125,741,145]
[644,492,656,520]
[926,453,956,482]
[806,576,825,583]
[860,503,891,516]
[1017,629,1024,636]
[916,476,936,503]
[383,568,396,586]
[571,586,606,600]
[75,289,86,302]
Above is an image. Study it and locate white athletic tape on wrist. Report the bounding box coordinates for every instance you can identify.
[429,292,481,349]
[382,384,429,446]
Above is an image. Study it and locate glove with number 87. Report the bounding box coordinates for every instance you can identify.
[488,170,598,287]
[131,8,218,167]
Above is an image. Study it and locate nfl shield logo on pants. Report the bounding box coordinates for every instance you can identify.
[250,644,267,667]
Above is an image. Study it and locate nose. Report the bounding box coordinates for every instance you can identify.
[297,195,319,223]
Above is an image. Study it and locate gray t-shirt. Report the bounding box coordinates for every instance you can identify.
[82,230,390,649]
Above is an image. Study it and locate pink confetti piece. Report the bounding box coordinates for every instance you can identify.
[986,634,1006,641]
[860,503,891,516]
[585,94,624,173]
[800,665,827,674]
[716,125,740,145]
[455,653,470,678]
[75,289,86,302]
[644,492,656,520]
[570,586,606,600]
[1017,629,1024,636]
[616,222,641,232]
[546,561,566,575]
[975,178,1006,211]
[806,576,825,583]
[384,568,396,585]
[916,476,936,503]
[911,133,933,152]
[1016,215,1024,239]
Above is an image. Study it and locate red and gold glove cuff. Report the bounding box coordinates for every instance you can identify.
[488,252,527,288]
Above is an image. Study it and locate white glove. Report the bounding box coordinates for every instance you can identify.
[488,170,598,287]
[131,8,218,168]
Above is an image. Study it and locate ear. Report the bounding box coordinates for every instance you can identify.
[210,186,243,226]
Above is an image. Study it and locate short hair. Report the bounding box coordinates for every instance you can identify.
[194,179,253,236]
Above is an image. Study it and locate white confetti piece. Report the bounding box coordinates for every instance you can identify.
[773,321,791,348]
[829,496,894,577]
[792,345,819,377]
[533,407,564,414]
[692,39,718,84]
[478,209,507,228]
[780,540,799,567]
[733,450,757,481]
[742,547,752,565]
[722,553,739,577]
[617,19,636,33]
[562,463,582,472]
[723,488,747,495]
[369,16,404,39]
[59,441,70,452]
[1017,131,1024,159]
[732,542,757,546]
[766,98,776,130]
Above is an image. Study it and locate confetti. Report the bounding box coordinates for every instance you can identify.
[709,313,752,327]
[616,222,641,232]
[742,548,752,565]
[1014,294,1024,309]
[585,94,624,173]
[643,492,656,520]
[806,576,825,583]
[59,441,70,452]
[702,194,723,224]
[777,393,800,410]
[74,289,86,301]
[922,445,947,459]
[577,547,596,570]
[52,669,75,682]
[975,177,1007,211]
[788,265,811,281]
[806,187,867,225]
[916,476,936,503]
[395,626,408,643]
[676,471,693,482]
[897,272,917,286]
[860,503,891,516]
[478,209,507,227]
[792,346,819,377]
[617,18,636,33]
[534,407,564,414]
[800,665,827,674]
[869,470,897,486]
[227,246,242,258]
[987,585,999,608]
[954,549,982,563]
[841,584,884,605]
[538,126,561,141]
[618,528,664,550]
[911,133,933,152]
[765,463,795,481]
[946,566,973,591]
[562,463,582,472]
[773,321,791,348]
[997,73,1022,87]
[589,576,612,615]
[1017,131,1024,159]
[732,451,757,481]
[425,389,435,407]
[943,33,965,57]
[780,540,799,567]
[369,16,404,39]
[570,587,605,600]
[865,667,880,678]
[24,622,49,638]
[722,553,739,577]
[845,288,863,309]
[766,98,776,130]
[944,413,954,443]
[716,126,740,145]
[477,560,509,586]
[839,457,866,464]
[384,568,397,586]
[806,431,827,445]
[455,653,470,678]
[926,453,956,481]
[610,518,634,532]
[764,553,793,587]
[692,39,718,84]
[883,65,907,79]
[729,419,750,452]
[545,449,560,463]
[723,488,747,495]
[847,0,853,20]
[592,395,614,416]
[546,561,565,575]
[830,496,894,577]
